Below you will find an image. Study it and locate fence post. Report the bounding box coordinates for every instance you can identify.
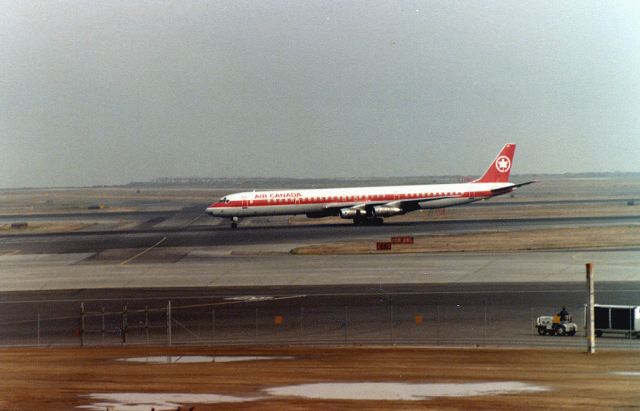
[121,305,127,344]
[167,300,172,346]
[299,306,304,340]
[390,305,394,344]
[211,307,216,343]
[80,302,85,347]
[145,306,149,343]
[530,305,534,337]
[101,306,105,345]
[37,312,40,347]
[344,306,348,343]
[436,304,440,344]
[483,301,488,342]
[254,308,258,342]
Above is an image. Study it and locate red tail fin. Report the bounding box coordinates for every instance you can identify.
[474,144,516,183]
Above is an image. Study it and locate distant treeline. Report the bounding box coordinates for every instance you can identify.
[124,172,640,189]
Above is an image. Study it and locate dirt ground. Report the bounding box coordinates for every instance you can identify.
[292,225,640,255]
[0,345,639,410]
[0,188,222,215]
[0,222,96,235]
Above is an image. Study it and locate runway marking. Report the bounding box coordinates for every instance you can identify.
[120,237,167,265]
[184,211,206,227]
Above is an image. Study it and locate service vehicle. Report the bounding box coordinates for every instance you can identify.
[536,314,578,336]
[593,304,640,338]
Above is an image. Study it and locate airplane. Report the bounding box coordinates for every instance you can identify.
[206,143,534,228]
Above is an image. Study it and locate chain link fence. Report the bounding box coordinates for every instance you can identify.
[2,298,639,349]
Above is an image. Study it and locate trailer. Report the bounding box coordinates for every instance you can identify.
[592,304,640,338]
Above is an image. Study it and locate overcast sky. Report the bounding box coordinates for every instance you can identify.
[1,1,639,188]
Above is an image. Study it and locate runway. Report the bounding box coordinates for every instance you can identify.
[1,213,638,254]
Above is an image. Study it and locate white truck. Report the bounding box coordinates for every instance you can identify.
[536,314,578,336]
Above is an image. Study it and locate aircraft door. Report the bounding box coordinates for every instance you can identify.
[241,196,248,209]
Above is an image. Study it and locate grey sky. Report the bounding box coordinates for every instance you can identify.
[1,1,639,188]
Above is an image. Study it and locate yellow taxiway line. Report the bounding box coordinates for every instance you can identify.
[120,237,167,265]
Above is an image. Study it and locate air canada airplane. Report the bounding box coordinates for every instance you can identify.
[207,144,534,228]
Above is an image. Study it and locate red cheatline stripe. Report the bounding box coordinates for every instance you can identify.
[219,190,490,208]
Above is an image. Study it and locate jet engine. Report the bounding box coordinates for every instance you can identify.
[372,205,404,217]
[339,208,365,219]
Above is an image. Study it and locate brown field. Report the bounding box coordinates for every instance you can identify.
[0,188,223,215]
[1,345,639,410]
[0,222,96,234]
[292,226,640,255]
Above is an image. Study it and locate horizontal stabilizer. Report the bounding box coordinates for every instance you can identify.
[490,181,536,195]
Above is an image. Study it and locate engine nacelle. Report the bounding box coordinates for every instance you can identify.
[372,206,404,217]
[339,208,365,219]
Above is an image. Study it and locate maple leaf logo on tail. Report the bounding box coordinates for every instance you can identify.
[495,156,511,173]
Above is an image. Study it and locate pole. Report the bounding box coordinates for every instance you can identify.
[586,263,595,354]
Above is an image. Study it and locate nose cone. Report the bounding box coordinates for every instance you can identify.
[206,202,224,216]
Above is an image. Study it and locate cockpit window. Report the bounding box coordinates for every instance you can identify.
[220,197,229,203]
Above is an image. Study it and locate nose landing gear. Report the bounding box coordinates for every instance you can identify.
[230,216,239,229]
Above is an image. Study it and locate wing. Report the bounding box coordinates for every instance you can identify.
[378,196,454,213]
[322,196,453,215]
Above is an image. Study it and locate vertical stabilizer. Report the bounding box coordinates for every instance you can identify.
[474,144,516,183]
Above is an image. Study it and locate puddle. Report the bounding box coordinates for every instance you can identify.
[265,382,549,401]
[78,393,258,411]
[119,355,293,364]
[78,381,548,409]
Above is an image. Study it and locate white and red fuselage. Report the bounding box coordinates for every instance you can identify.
[206,144,533,227]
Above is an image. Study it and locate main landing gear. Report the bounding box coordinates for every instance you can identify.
[353,217,384,226]
[230,216,239,229]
